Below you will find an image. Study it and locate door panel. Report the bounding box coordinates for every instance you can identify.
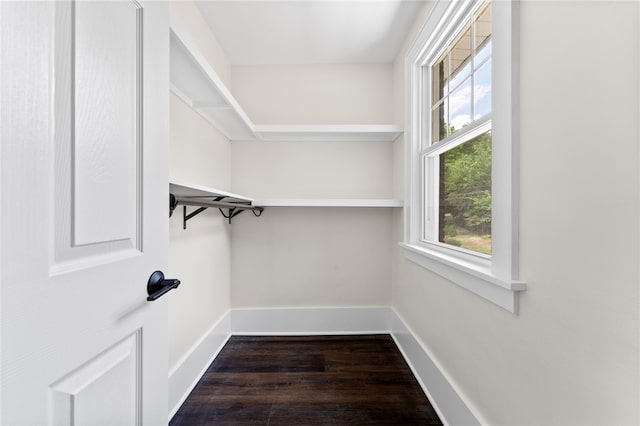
[73,0,141,247]
[50,331,141,425]
[1,1,169,424]
[52,1,142,274]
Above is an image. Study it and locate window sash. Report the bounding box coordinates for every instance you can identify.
[424,1,491,145]
[421,118,492,258]
[421,114,492,158]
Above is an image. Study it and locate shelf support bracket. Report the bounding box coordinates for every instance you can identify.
[182,196,224,229]
[183,206,207,230]
[218,206,250,224]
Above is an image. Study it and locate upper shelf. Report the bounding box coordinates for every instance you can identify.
[252,125,403,143]
[170,29,254,141]
[169,28,403,143]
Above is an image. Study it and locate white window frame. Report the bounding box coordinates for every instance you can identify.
[401,0,525,313]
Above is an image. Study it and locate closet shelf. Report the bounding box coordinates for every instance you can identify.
[252,125,403,142]
[170,27,403,143]
[169,180,263,227]
[170,181,253,203]
[253,199,403,208]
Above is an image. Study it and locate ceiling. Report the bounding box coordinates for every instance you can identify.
[195,1,428,65]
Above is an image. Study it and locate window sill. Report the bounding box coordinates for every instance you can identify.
[399,243,525,314]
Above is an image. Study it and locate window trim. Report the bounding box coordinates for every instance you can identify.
[402,0,525,313]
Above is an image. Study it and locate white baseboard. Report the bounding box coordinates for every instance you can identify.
[390,309,479,426]
[168,306,478,425]
[230,306,393,335]
[168,311,231,420]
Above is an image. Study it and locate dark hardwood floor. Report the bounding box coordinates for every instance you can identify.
[170,335,442,425]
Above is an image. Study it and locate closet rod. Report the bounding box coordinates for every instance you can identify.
[171,193,264,228]
[173,196,263,212]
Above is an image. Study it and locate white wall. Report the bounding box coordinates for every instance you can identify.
[168,94,231,372]
[230,64,396,308]
[232,140,393,199]
[169,93,230,188]
[167,1,232,374]
[392,1,640,424]
[232,207,393,308]
[231,64,393,125]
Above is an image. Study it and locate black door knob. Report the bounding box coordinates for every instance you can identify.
[147,270,181,301]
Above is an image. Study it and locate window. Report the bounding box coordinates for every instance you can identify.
[402,0,525,313]
[425,1,492,256]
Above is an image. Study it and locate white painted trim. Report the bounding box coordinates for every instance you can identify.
[390,309,481,426]
[401,242,524,313]
[253,199,403,208]
[231,306,394,335]
[168,311,231,421]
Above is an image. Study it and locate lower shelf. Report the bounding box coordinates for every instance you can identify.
[253,199,403,208]
[170,181,253,203]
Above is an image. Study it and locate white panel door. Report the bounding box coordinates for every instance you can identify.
[1,1,170,424]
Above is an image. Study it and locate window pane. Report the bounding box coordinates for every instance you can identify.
[449,62,471,93]
[432,51,448,103]
[475,38,491,67]
[432,98,448,142]
[438,131,492,255]
[473,59,491,119]
[474,1,491,55]
[450,23,471,84]
[448,77,471,132]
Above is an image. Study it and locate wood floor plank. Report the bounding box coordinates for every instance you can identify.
[214,354,326,373]
[268,404,442,426]
[170,335,442,425]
